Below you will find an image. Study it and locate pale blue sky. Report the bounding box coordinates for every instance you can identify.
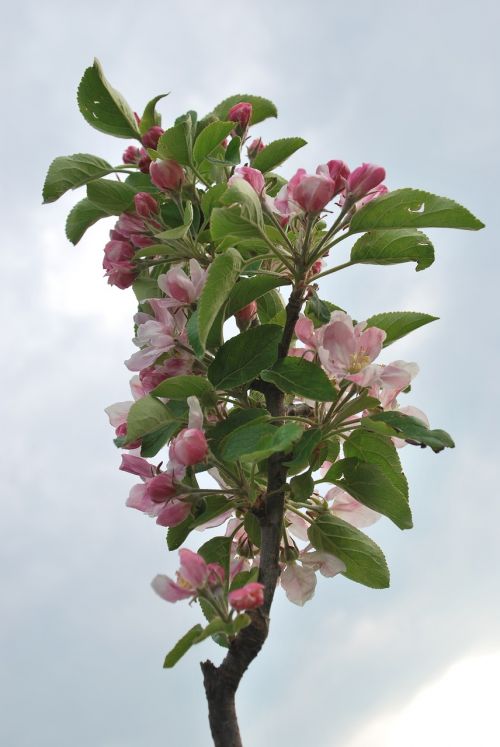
[1,1,499,745]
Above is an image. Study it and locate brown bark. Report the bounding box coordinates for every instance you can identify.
[201,286,306,747]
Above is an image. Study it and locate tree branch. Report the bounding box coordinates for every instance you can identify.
[200,285,306,747]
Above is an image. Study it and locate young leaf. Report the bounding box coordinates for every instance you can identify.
[77,58,140,139]
[211,206,263,243]
[261,357,337,402]
[208,324,283,389]
[151,374,216,402]
[350,229,435,271]
[43,154,115,203]
[197,248,242,349]
[252,137,307,173]
[226,275,290,317]
[163,625,204,668]
[86,178,136,215]
[331,457,413,530]
[362,412,455,453]
[220,178,263,226]
[140,94,168,134]
[221,421,303,462]
[365,311,438,346]
[308,513,390,588]
[193,121,234,164]
[65,198,109,245]
[156,121,191,164]
[126,396,174,442]
[350,189,484,233]
[212,95,278,125]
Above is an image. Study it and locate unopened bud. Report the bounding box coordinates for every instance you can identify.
[141,125,164,150]
[149,159,185,191]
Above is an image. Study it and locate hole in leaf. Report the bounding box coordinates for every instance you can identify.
[408,203,425,213]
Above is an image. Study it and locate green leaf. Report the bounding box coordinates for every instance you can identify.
[132,277,163,302]
[208,408,269,457]
[193,121,234,164]
[156,121,191,165]
[350,188,484,233]
[125,172,159,194]
[126,396,174,442]
[190,495,232,530]
[197,248,242,349]
[221,421,303,462]
[305,294,345,326]
[226,275,290,317]
[201,184,226,218]
[42,154,115,204]
[308,513,390,588]
[331,457,412,530]
[220,178,263,226]
[211,206,263,243]
[290,471,315,502]
[140,422,180,458]
[155,202,193,239]
[343,429,408,500]
[365,311,438,346]
[192,618,228,644]
[252,137,307,173]
[363,412,455,453]
[86,178,135,215]
[163,624,204,668]
[350,229,435,271]
[166,515,193,550]
[257,290,286,325]
[285,429,323,475]
[208,324,283,389]
[77,58,140,139]
[261,357,337,402]
[151,374,216,402]
[230,568,260,592]
[212,94,278,125]
[140,94,168,133]
[331,392,380,425]
[224,136,241,165]
[65,198,109,245]
[198,536,232,577]
[243,512,261,547]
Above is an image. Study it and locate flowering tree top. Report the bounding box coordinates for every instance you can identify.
[43,59,484,747]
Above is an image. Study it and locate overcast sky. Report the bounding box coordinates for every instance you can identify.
[1,1,499,745]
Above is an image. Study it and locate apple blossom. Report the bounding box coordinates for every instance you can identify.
[228,582,265,611]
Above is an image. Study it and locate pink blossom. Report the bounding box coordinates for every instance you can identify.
[326,486,381,528]
[228,582,265,611]
[229,167,265,195]
[169,428,208,467]
[300,550,346,578]
[247,137,264,160]
[141,125,164,149]
[355,184,388,210]
[125,299,188,371]
[235,301,258,330]
[280,562,317,606]
[348,360,419,408]
[151,549,225,603]
[149,159,184,191]
[122,145,143,165]
[316,160,350,196]
[156,500,191,527]
[346,163,386,201]
[134,192,159,218]
[102,240,137,289]
[138,153,152,174]
[228,102,252,129]
[138,355,193,394]
[158,259,207,304]
[274,168,307,219]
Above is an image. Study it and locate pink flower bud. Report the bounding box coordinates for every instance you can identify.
[156,500,191,527]
[145,471,177,503]
[230,167,265,194]
[247,137,264,160]
[102,240,137,289]
[122,145,142,165]
[115,422,141,449]
[169,428,208,467]
[228,582,265,611]
[149,159,184,191]
[207,563,225,586]
[138,153,152,174]
[228,102,253,130]
[235,301,258,330]
[346,163,386,201]
[134,192,159,218]
[316,160,350,196]
[141,125,164,149]
[294,174,336,213]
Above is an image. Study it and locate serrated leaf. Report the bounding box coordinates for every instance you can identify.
[163,625,203,668]
[140,94,168,134]
[252,137,307,173]
[350,188,484,233]
[221,421,303,462]
[156,121,191,164]
[86,178,136,215]
[43,154,115,203]
[126,396,174,442]
[151,374,216,401]
[308,513,390,588]
[197,248,242,349]
[212,95,278,125]
[261,357,337,402]
[363,411,455,453]
[208,325,282,390]
[365,311,438,346]
[166,515,193,550]
[77,58,140,139]
[305,294,346,326]
[201,183,226,218]
[343,430,408,500]
[226,275,290,317]
[210,206,263,243]
[350,229,435,271]
[220,178,263,226]
[193,121,234,164]
[65,198,109,245]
